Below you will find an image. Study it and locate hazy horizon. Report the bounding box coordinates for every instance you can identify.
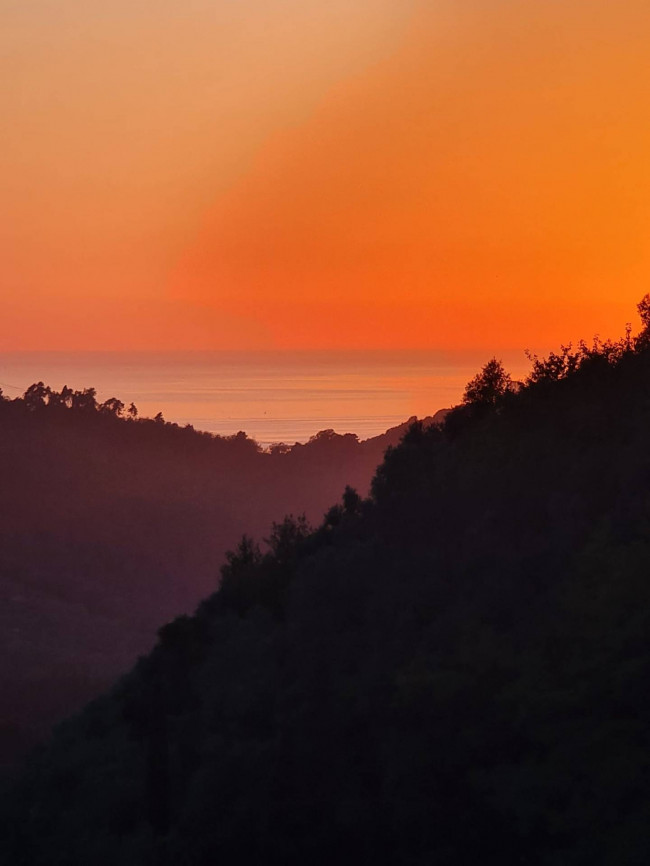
[0,348,531,445]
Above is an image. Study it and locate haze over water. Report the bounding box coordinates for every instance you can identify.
[0,351,528,446]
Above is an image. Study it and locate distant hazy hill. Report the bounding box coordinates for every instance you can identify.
[4,315,650,864]
[0,392,442,769]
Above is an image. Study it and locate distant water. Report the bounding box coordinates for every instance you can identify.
[0,350,529,446]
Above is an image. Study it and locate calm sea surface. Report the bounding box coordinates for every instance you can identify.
[0,351,529,446]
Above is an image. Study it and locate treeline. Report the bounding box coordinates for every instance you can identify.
[4,300,650,863]
[0,385,429,771]
[0,379,268,455]
[6,381,140,419]
[0,377,441,458]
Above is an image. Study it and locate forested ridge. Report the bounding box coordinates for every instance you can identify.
[4,303,650,864]
[0,387,428,770]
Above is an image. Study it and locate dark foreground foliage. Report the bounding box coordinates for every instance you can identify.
[4,306,650,864]
[0,387,427,770]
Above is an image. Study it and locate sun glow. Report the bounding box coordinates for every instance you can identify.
[2,1,649,352]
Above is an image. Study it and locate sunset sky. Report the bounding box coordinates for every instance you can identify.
[3,0,649,353]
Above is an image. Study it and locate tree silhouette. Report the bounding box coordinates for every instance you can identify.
[266,514,311,564]
[71,387,97,412]
[99,397,125,417]
[23,381,49,410]
[635,293,650,349]
[462,357,512,407]
[342,485,362,515]
[637,293,650,330]
[525,344,581,383]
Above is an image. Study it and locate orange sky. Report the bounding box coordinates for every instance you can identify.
[2,0,649,352]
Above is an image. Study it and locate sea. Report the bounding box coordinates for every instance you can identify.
[0,350,530,446]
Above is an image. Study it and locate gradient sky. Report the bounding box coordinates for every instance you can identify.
[3,0,649,352]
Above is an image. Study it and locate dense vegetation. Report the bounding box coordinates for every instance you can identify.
[4,302,650,864]
[0,389,428,770]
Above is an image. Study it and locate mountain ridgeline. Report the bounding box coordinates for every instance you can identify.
[5,303,650,864]
[0,387,441,771]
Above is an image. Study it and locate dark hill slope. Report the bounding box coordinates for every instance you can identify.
[4,341,650,864]
[0,396,424,769]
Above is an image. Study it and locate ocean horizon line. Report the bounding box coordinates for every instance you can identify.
[0,349,531,445]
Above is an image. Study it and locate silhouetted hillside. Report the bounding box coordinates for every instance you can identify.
[5,305,650,865]
[0,390,429,770]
